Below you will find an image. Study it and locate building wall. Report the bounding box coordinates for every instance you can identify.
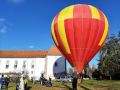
[33,58,45,80]
[0,56,65,80]
[0,58,28,73]
[46,56,65,79]
[0,58,45,80]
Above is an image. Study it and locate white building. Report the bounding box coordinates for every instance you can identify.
[0,46,66,80]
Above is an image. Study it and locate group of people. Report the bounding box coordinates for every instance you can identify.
[0,74,28,90]
[39,74,52,87]
[0,74,9,90]
[0,73,82,90]
[39,73,82,90]
[16,75,28,90]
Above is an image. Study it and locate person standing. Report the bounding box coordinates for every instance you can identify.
[40,74,44,85]
[16,77,20,90]
[0,74,5,90]
[23,77,28,90]
[20,75,24,90]
[48,77,52,86]
[33,77,35,84]
[5,76,10,90]
[49,77,51,83]
[72,74,78,90]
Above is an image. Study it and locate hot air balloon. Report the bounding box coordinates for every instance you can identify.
[51,4,109,73]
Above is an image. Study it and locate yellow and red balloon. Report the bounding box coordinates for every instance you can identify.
[51,4,109,73]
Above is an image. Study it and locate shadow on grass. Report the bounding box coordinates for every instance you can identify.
[53,82,91,90]
[81,85,91,90]
[2,85,14,89]
[53,85,67,89]
[62,83,72,90]
[52,82,71,90]
[62,82,91,90]
[27,86,32,90]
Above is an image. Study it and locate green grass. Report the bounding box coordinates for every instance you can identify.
[81,80,120,90]
[4,83,16,90]
[8,81,83,90]
[7,80,120,90]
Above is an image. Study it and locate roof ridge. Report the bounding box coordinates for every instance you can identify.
[0,46,62,58]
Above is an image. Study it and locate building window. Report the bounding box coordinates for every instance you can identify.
[31,65,34,69]
[23,65,26,68]
[6,65,9,69]
[22,71,24,74]
[14,60,18,69]
[31,60,35,69]
[14,65,17,69]
[6,60,9,69]
[54,62,58,67]
[31,71,33,74]
[23,60,26,69]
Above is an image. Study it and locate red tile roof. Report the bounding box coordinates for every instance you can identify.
[0,46,62,58]
[48,46,62,56]
[0,50,48,58]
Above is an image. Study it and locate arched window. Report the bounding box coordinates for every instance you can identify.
[54,62,58,67]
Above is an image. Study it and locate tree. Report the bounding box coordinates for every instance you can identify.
[92,69,99,79]
[98,32,120,80]
[67,68,77,76]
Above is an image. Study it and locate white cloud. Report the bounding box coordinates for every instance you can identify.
[29,45,35,49]
[8,0,24,4]
[0,18,12,34]
[0,26,7,34]
[0,18,5,22]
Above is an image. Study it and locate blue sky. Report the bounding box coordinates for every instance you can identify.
[0,0,120,68]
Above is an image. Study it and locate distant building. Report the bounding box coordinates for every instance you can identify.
[0,46,66,80]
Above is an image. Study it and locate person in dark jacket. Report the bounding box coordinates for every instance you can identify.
[16,77,20,90]
[0,74,5,90]
[23,77,28,90]
[5,77,10,90]
[49,77,51,83]
[72,75,78,90]
[40,74,44,85]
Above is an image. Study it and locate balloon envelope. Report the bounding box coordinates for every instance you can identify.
[51,4,109,73]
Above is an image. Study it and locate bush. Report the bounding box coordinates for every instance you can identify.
[92,69,99,79]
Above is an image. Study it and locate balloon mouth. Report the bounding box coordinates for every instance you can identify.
[76,67,84,74]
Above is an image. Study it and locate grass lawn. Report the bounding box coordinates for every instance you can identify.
[8,81,83,90]
[8,80,120,90]
[81,80,120,90]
